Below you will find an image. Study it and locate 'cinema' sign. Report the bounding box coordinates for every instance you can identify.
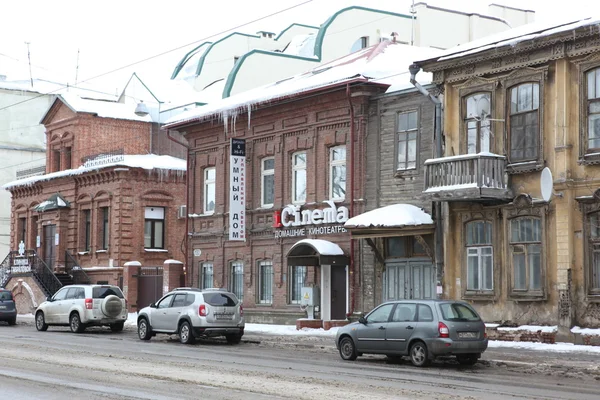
[273,201,349,238]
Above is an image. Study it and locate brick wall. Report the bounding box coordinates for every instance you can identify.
[183,84,384,316]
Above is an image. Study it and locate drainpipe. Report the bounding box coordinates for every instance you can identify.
[409,64,444,298]
[166,129,191,286]
[346,84,356,314]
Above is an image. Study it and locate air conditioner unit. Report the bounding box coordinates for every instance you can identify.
[177,205,187,219]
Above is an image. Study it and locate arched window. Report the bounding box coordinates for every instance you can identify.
[464,93,491,153]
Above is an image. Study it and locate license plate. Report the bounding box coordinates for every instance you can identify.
[458,331,478,339]
[0,305,6,309]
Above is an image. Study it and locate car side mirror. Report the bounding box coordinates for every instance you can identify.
[358,316,367,325]
[46,296,53,302]
[150,302,156,308]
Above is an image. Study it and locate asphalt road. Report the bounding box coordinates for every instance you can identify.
[0,322,598,400]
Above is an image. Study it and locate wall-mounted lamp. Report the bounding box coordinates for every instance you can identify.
[134,101,149,117]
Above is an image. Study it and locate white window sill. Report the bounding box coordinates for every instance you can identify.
[144,249,168,253]
[96,250,108,253]
[77,251,89,255]
[259,205,274,209]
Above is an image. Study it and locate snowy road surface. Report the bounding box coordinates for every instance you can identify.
[0,323,599,400]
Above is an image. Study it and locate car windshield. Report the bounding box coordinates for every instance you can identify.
[203,292,238,307]
[92,286,124,299]
[0,291,12,301]
[438,302,481,322]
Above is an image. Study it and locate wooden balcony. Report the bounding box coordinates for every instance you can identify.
[423,153,513,202]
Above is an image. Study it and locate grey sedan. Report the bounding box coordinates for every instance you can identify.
[335,299,488,367]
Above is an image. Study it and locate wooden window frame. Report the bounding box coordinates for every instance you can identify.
[394,110,420,174]
[329,145,346,201]
[578,195,600,301]
[579,63,600,164]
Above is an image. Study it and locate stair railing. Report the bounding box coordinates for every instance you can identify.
[31,254,62,296]
[64,250,91,284]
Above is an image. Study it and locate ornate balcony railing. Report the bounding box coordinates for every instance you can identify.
[423,153,512,202]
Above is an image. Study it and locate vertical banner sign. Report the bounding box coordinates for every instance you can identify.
[229,138,246,241]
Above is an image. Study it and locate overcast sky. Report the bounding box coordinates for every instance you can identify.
[1,0,599,95]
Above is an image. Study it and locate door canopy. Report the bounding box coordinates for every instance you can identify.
[286,239,349,266]
[34,193,70,212]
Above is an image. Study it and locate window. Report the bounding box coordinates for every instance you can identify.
[510,217,542,292]
[53,149,60,172]
[350,36,369,53]
[391,303,416,322]
[587,212,600,292]
[157,294,173,309]
[204,168,216,214]
[290,265,307,304]
[18,217,26,246]
[397,111,418,170]
[64,147,72,169]
[258,261,273,304]
[100,207,109,250]
[386,236,433,258]
[586,68,600,152]
[366,303,393,323]
[509,83,540,162]
[200,262,214,289]
[329,146,346,200]
[144,207,164,249]
[417,304,434,322]
[261,158,275,207]
[52,288,68,301]
[292,152,306,204]
[172,294,188,308]
[464,93,491,153]
[465,221,493,291]
[83,210,91,251]
[439,302,481,321]
[230,261,244,301]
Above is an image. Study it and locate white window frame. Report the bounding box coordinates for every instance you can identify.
[329,145,346,201]
[465,220,494,292]
[204,167,216,214]
[261,157,275,208]
[396,111,418,171]
[291,152,307,204]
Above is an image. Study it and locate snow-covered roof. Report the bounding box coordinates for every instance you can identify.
[289,239,344,256]
[283,34,317,58]
[164,42,441,128]
[3,154,186,190]
[417,15,598,64]
[344,204,434,229]
[57,93,152,122]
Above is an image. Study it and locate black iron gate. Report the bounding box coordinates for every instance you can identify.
[137,266,163,309]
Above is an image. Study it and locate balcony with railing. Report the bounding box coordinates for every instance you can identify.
[423,153,512,202]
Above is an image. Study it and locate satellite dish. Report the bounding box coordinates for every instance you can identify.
[540,167,553,202]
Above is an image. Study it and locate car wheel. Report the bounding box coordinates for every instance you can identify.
[457,354,479,366]
[35,311,48,331]
[409,341,431,367]
[138,318,152,341]
[338,336,358,361]
[110,322,125,332]
[69,312,85,333]
[226,334,243,344]
[179,321,195,344]
[8,317,16,326]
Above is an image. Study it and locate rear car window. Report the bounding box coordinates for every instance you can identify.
[439,302,481,322]
[93,286,124,299]
[203,292,238,306]
[0,291,13,301]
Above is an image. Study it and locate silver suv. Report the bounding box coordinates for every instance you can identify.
[336,299,488,367]
[137,288,245,344]
[35,284,127,333]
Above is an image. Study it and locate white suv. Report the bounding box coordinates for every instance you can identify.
[35,284,127,333]
[137,288,245,344]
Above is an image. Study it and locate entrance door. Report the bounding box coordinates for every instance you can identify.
[384,260,433,301]
[330,266,347,320]
[43,225,56,269]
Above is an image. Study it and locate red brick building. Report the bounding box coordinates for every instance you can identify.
[2,94,187,310]
[163,44,405,324]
